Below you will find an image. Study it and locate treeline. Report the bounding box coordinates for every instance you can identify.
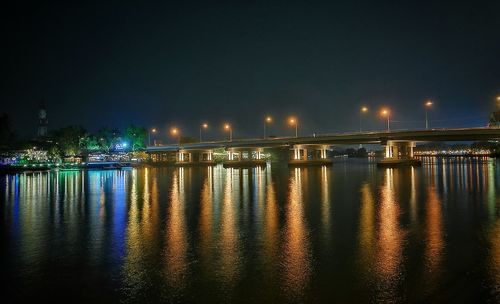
[0,113,147,158]
[45,125,147,158]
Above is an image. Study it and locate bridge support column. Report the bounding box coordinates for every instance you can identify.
[289,145,332,166]
[199,151,213,162]
[176,151,191,163]
[378,141,421,167]
[223,148,266,168]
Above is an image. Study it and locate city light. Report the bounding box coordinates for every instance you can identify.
[264,116,272,138]
[149,128,157,146]
[425,100,433,130]
[360,106,368,132]
[200,123,208,142]
[288,117,298,138]
[224,123,232,141]
[380,108,390,132]
[170,127,180,145]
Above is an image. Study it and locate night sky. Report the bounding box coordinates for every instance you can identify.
[3,1,500,140]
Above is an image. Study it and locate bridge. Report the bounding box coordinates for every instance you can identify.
[146,127,500,167]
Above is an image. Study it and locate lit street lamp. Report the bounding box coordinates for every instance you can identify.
[224,123,232,141]
[359,106,368,132]
[289,117,298,138]
[170,127,180,146]
[425,100,433,130]
[381,109,390,132]
[200,123,208,142]
[264,116,272,139]
[149,128,157,146]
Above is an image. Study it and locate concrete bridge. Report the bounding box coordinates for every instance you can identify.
[146,127,500,167]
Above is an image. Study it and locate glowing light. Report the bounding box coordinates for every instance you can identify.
[381,109,389,116]
[202,123,208,129]
[425,100,433,107]
[289,117,296,125]
[151,128,157,133]
[171,128,179,136]
[266,116,272,123]
[224,123,231,130]
[361,106,368,112]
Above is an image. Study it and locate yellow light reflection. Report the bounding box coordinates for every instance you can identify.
[320,166,331,244]
[164,168,188,289]
[282,168,311,300]
[262,167,279,273]
[358,182,376,274]
[199,166,214,268]
[424,186,444,275]
[217,168,241,287]
[375,169,404,300]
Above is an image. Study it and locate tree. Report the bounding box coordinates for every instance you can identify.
[96,128,121,153]
[50,126,86,156]
[124,125,147,151]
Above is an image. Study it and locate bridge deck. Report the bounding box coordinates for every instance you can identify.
[146,127,500,152]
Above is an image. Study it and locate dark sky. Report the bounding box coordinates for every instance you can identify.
[3,0,500,140]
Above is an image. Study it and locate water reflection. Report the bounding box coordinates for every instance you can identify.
[164,168,189,294]
[263,168,279,273]
[1,159,499,303]
[282,168,312,300]
[216,168,242,293]
[424,186,444,275]
[320,166,331,245]
[358,182,376,275]
[199,166,214,270]
[375,169,404,302]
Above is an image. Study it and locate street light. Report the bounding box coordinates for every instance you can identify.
[360,106,368,132]
[264,116,272,139]
[424,100,433,130]
[224,123,232,141]
[170,127,180,146]
[200,123,208,142]
[381,108,390,132]
[289,117,298,138]
[149,128,157,146]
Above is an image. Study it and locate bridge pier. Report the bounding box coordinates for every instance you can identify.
[148,151,176,165]
[289,145,332,166]
[176,149,216,166]
[223,148,266,168]
[377,141,421,167]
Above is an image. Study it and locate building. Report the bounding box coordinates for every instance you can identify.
[37,101,48,137]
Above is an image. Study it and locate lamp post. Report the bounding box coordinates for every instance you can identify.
[264,116,272,139]
[149,128,157,146]
[171,127,180,146]
[224,123,232,141]
[381,109,390,132]
[289,117,298,138]
[424,100,433,130]
[360,106,368,132]
[200,123,208,142]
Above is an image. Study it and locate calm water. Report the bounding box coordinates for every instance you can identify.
[1,158,499,303]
